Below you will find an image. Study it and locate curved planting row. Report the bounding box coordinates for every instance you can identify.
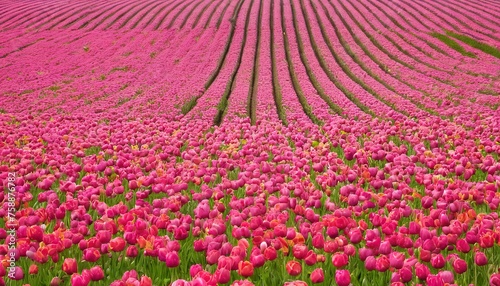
[0,0,239,31]
[1,0,500,286]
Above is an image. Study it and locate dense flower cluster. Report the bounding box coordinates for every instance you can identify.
[1,0,500,285]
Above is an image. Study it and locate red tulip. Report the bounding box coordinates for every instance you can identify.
[109,237,126,252]
[231,280,256,286]
[62,258,78,275]
[286,260,302,276]
[456,239,470,253]
[304,250,317,266]
[263,247,277,261]
[50,277,62,286]
[139,275,152,286]
[292,244,308,260]
[375,255,389,272]
[480,231,495,248]
[27,226,44,242]
[419,249,432,262]
[335,270,351,286]
[312,233,324,249]
[310,268,324,283]
[28,264,38,275]
[324,240,339,253]
[238,261,254,277]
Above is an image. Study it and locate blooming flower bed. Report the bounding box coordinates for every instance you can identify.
[1,0,500,285]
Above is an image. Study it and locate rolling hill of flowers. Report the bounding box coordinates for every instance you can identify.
[1,0,500,285]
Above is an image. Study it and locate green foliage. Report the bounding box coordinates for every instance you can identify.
[445,31,500,59]
[180,96,199,115]
[430,32,476,58]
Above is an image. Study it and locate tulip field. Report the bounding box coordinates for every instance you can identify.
[2,0,500,285]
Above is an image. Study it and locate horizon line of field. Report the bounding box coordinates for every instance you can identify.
[1,0,499,35]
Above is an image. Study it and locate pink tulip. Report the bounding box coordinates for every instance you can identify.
[438,271,454,284]
[415,263,430,280]
[389,252,405,269]
[335,270,351,286]
[8,266,24,280]
[70,273,90,286]
[83,248,101,262]
[475,251,488,266]
[165,252,180,268]
[332,253,349,268]
[456,239,471,253]
[491,273,500,286]
[365,256,376,271]
[88,266,105,281]
[310,268,324,283]
[452,258,467,274]
[292,244,308,260]
[214,268,230,284]
[430,254,446,269]
[426,274,445,286]
[62,258,78,275]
